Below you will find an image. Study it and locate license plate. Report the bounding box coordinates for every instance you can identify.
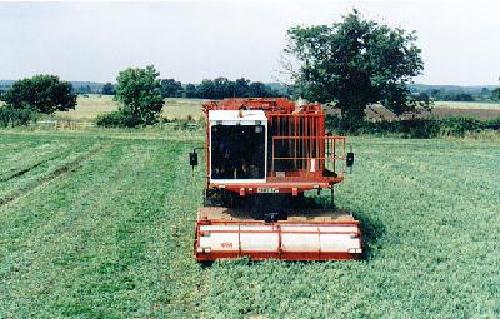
[257,188,279,193]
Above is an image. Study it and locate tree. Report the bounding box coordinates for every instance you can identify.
[197,79,217,99]
[185,84,198,98]
[285,10,427,123]
[101,82,115,95]
[234,78,250,97]
[4,75,76,114]
[480,88,490,99]
[190,78,282,99]
[213,77,230,99]
[248,82,267,97]
[430,89,443,100]
[491,88,500,101]
[455,93,473,101]
[160,79,182,98]
[115,65,164,126]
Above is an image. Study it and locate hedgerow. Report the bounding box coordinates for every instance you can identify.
[95,110,139,128]
[326,115,500,138]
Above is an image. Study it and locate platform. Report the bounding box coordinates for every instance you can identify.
[195,207,362,261]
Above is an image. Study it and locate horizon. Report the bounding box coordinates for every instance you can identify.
[1,1,499,86]
[0,79,497,88]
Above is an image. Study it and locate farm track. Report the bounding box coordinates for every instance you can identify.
[0,144,106,207]
[0,142,70,179]
[0,152,66,183]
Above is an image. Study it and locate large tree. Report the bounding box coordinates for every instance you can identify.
[285,10,427,122]
[115,65,164,125]
[4,75,76,114]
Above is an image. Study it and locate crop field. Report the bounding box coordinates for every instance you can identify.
[0,130,499,318]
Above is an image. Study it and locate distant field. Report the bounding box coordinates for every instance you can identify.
[3,95,500,121]
[430,101,500,120]
[434,101,500,110]
[359,101,500,120]
[162,98,204,120]
[53,95,204,121]
[54,95,117,120]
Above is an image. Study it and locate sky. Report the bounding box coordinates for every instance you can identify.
[0,1,499,85]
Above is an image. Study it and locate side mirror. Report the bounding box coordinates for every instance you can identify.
[346,152,354,167]
[189,150,198,176]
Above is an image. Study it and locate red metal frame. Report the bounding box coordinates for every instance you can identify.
[271,135,346,177]
[203,98,348,196]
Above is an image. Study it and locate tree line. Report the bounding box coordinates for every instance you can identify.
[0,72,286,127]
[98,78,285,99]
[410,87,500,102]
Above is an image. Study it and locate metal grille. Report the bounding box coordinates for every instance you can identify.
[271,135,346,176]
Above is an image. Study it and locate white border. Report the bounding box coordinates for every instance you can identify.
[209,121,267,184]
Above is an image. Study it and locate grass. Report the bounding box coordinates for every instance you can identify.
[0,130,499,318]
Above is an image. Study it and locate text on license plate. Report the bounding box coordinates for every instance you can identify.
[257,188,279,193]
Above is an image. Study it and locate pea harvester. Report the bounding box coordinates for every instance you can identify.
[189,98,361,261]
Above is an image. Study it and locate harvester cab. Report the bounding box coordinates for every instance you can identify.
[191,98,361,261]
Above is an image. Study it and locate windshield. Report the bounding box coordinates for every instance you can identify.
[210,125,265,180]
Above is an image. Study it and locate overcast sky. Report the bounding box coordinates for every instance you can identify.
[0,1,498,85]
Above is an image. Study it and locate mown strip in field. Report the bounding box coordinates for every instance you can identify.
[0,141,105,206]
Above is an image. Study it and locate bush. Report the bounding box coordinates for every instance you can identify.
[438,117,482,137]
[95,110,149,128]
[96,111,125,128]
[0,108,37,128]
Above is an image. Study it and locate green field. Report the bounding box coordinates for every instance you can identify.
[1,129,498,318]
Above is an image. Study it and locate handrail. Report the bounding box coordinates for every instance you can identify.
[271,135,347,176]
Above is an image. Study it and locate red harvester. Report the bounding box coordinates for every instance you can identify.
[189,98,361,261]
